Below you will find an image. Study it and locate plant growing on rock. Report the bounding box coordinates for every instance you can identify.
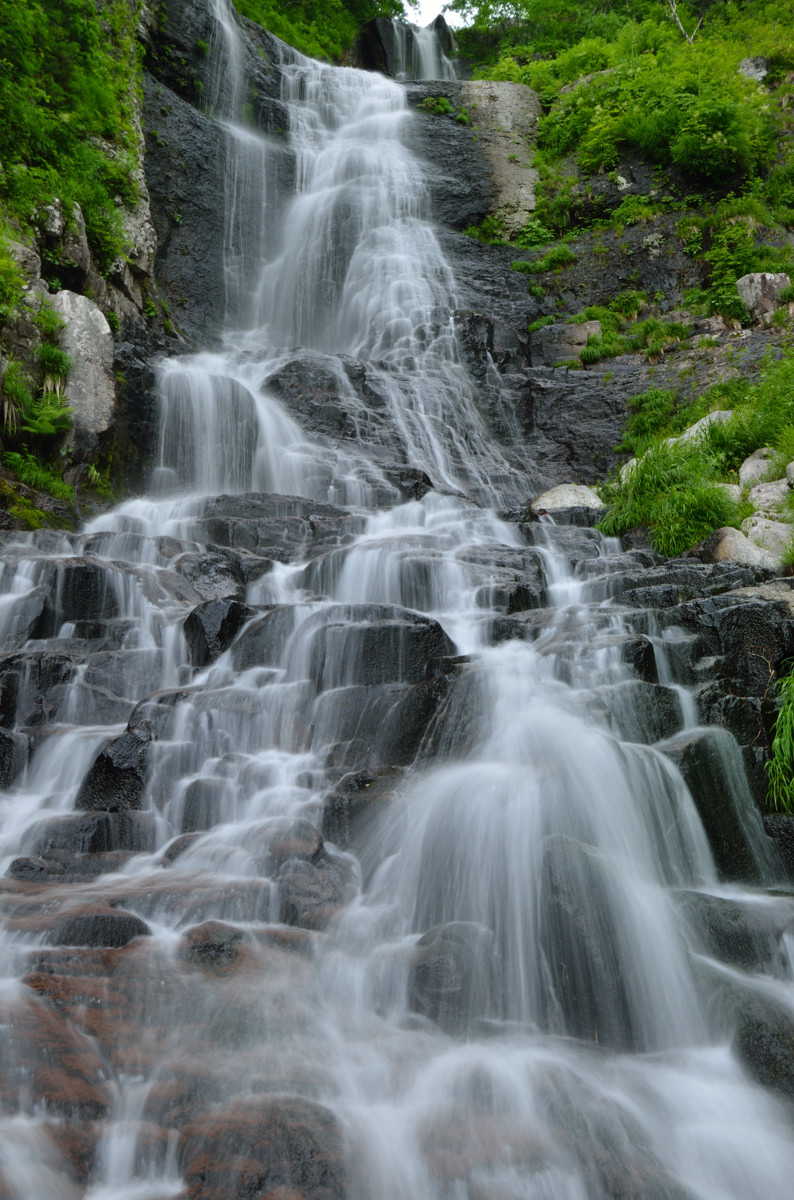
[767,667,794,813]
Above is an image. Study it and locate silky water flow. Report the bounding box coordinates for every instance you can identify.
[0,6,793,1198]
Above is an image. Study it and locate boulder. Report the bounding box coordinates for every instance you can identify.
[179,1095,345,1200]
[51,291,116,458]
[734,996,794,1096]
[673,409,733,445]
[48,906,150,948]
[178,920,246,970]
[529,320,601,367]
[184,598,257,666]
[747,477,789,517]
[278,858,348,929]
[75,726,152,812]
[692,526,777,570]
[530,483,604,517]
[677,890,785,974]
[740,515,791,559]
[660,728,772,881]
[736,272,791,322]
[739,447,775,488]
[409,921,501,1034]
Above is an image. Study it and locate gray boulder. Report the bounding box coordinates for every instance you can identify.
[736,272,791,322]
[51,290,116,458]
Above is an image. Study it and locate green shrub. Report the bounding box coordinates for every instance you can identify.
[3,451,73,499]
[464,215,507,245]
[1,358,34,430]
[597,440,734,556]
[35,342,71,389]
[767,667,794,813]
[618,387,677,456]
[527,315,556,334]
[418,96,455,115]
[512,244,576,273]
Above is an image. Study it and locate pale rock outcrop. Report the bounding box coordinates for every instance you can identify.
[51,291,116,458]
[739,447,775,488]
[530,483,604,513]
[736,272,791,322]
[458,80,541,238]
[530,320,601,367]
[695,526,778,569]
[741,515,792,559]
[747,477,789,517]
[672,409,732,445]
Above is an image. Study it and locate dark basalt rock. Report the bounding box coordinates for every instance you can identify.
[263,818,324,869]
[178,920,246,969]
[189,493,362,561]
[660,728,773,882]
[539,835,636,1050]
[763,815,794,877]
[0,727,27,787]
[734,996,794,1097]
[75,726,153,812]
[184,598,257,666]
[409,920,501,1034]
[48,907,151,948]
[677,890,786,974]
[41,558,121,626]
[278,858,348,929]
[178,778,233,833]
[30,811,156,856]
[229,605,296,670]
[179,1094,345,1200]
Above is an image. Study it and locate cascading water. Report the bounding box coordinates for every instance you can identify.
[0,4,793,1198]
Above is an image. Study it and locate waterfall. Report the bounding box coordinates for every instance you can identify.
[0,2,792,1198]
[389,18,458,81]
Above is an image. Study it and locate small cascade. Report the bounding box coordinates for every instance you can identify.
[390,18,458,81]
[0,2,792,1198]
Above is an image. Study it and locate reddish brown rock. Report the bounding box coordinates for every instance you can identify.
[180,1095,345,1200]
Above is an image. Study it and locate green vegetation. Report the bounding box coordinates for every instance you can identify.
[767,667,794,813]
[0,0,143,271]
[512,244,576,273]
[418,95,471,123]
[598,440,736,556]
[2,452,74,502]
[233,0,403,62]
[597,349,794,552]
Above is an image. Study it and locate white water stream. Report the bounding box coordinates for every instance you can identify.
[0,7,793,1199]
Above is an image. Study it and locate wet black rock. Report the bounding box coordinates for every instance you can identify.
[184,598,258,666]
[30,811,156,856]
[763,815,794,877]
[189,493,362,562]
[263,818,324,868]
[178,920,246,969]
[179,778,233,833]
[677,890,786,974]
[409,920,501,1035]
[734,996,794,1097]
[0,727,27,787]
[660,728,773,882]
[540,835,637,1051]
[278,858,348,929]
[75,726,153,812]
[179,1094,345,1200]
[48,907,151,948]
[7,856,51,881]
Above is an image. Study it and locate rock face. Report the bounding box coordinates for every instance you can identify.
[736,272,791,321]
[529,320,601,367]
[51,292,116,459]
[458,80,541,237]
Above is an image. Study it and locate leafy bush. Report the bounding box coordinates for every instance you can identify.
[618,387,677,456]
[767,668,794,813]
[597,440,735,555]
[512,244,576,273]
[3,451,73,500]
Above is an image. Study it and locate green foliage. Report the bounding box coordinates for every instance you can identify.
[0,235,24,321]
[618,387,678,456]
[514,217,553,248]
[779,285,794,305]
[527,314,556,334]
[233,0,403,62]
[1,357,34,430]
[3,451,74,500]
[512,244,576,273]
[464,215,507,244]
[35,342,71,387]
[34,301,65,339]
[767,667,794,814]
[106,310,120,335]
[0,0,141,270]
[598,440,735,555]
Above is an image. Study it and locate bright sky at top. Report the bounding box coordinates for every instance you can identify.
[407,2,465,27]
